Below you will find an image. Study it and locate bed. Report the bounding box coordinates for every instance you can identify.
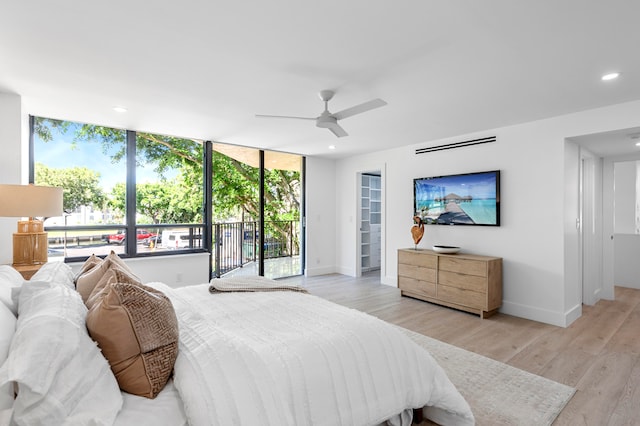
[0,260,474,426]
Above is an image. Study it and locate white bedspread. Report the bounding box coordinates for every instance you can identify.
[152,283,474,426]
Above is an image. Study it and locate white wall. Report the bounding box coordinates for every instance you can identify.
[614,234,640,288]
[66,253,211,287]
[305,157,337,276]
[335,100,640,327]
[0,93,26,264]
[614,161,638,234]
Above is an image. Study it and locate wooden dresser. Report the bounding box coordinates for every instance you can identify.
[397,248,502,318]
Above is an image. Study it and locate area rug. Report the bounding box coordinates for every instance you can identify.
[399,327,576,426]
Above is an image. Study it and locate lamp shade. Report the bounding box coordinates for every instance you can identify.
[0,184,63,218]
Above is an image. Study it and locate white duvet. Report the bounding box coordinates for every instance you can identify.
[151,282,474,426]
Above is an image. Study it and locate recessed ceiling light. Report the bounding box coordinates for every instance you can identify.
[328,145,336,150]
[113,106,128,113]
[636,142,640,147]
[601,72,620,81]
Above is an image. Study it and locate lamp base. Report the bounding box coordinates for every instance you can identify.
[12,219,49,266]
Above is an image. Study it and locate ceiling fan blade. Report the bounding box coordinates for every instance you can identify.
[327,122,348,138]
[255,114,316,120]
[333,98,387,120]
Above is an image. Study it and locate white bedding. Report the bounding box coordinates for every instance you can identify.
[152,282,474,426]
[114,380,187,426]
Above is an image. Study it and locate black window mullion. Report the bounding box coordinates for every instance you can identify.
[28,115,35,184]
[259,150,265,276]
[203,141,213,278]
[125,130,137,255]
[301,156,306,275]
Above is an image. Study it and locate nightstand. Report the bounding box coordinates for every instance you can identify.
[13,264,43,280]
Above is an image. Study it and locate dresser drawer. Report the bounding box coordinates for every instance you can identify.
[397,249,502,318]
[438,270,487,293]
[399,277,436,298]
[398,250,437,268]
[438,285,485,310]
[439,257,486,277]
[398,263,436,283]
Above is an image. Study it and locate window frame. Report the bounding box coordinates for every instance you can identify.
[29,115,306,280]
[29,116,210,263]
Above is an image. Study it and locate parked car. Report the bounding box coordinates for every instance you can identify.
[107,229,156,245]
[161,230,202,250]
[142,234,162,247]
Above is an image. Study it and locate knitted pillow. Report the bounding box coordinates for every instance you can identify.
[86,283,179,398]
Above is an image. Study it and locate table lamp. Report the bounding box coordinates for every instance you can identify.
[0,184,63,266]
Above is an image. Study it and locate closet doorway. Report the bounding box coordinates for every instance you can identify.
[359,172,382,276]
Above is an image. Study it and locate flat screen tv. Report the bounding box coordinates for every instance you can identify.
[414,170,500,226]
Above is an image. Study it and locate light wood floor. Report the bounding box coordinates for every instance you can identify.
[282,271,640,425]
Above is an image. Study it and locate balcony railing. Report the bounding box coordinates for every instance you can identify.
[212,220,300,277]
[45,219,300,278]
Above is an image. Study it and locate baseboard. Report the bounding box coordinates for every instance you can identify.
[564,303,582,326]
[305,265,337,277]
[500,300,577,327]
[335,265,356,276]
[381,275,397,287]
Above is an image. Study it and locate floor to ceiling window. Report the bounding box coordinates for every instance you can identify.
[133,131,205,253]
[210,144,303,279]
[263,150,303,279]
[32,116,206,259]
[33,117,128,258]
[31,115,304,279]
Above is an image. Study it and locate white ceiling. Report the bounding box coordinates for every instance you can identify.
[1,0,640,159]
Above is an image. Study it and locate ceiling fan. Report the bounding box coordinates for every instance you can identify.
[256,90,387,138]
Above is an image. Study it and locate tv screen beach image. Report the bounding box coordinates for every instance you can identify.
[414,171,500,226]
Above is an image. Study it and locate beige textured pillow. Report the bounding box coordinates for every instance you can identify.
[106,250,136,276]
[74,254,101,283]
[86,283,179,399]
[76,258,112,302]
[76,252,139,302]
[85,264,142,310]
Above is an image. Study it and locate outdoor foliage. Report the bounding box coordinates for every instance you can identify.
[110,178,203,224]
[33,118,301,235]
[35,163,106,212]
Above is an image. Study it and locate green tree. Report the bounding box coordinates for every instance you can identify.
[34,163,106,213]
[33,117,301,246]
[110,179,203,224]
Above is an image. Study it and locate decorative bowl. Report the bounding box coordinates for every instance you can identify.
[432,245,461,254]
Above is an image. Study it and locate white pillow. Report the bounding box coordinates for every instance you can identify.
[30,262,75,290]
[0,266,23,316]
[0,302,16,365]
[0,281,122,425]
[0,302,16,412]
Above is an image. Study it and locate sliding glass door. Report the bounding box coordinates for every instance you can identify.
[210,144,303,279]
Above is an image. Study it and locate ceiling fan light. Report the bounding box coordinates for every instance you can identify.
[316,116,337,129]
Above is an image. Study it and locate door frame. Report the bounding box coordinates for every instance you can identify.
[602,153,640,299]
[356,166,386,278]
[579,148,602,305]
